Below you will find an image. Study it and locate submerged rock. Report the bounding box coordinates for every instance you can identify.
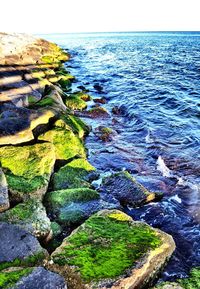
[0,222,47,270]
[45,188,116,226]
[87,107,109,118]
[94,126,117,142]
[52,158,95,190]
[0,143,56,202]
[100,171,162,207]
[0,266,67,289]
[0,200,51,240]
[51,209,175,289]
[38,127,86,161]
[0,169,9,212]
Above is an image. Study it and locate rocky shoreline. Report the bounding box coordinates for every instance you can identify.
[0,33,198,289]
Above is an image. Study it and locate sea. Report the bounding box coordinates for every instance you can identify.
[39,32,200,281]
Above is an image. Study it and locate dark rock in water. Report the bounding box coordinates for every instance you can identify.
[93,97,107,104]
[12,267,67,289]
[100,171,162,207]
[0,169,9,212]
[94,126,117,142]
[93,83,103,93]
[112,105,127,115]
[0,222,47,268]
[86,107,110,118]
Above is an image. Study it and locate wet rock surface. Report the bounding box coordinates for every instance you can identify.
[0,169,9,212]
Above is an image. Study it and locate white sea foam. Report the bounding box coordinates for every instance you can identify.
[156,156,171,177]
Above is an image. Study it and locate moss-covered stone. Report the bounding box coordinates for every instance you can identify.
[45,188,100,225]
[95,126,117,142]
[65,96,87,111]
[0,143,55,201]
[0,268,33,289]
[58,114,90,139]
[87,106,109,118]
[0,200,51,239]
[52,210,175,288]
[51,221,62,237]
[38,128,86,161]
[52,158,95,190]
[101,171,162,207]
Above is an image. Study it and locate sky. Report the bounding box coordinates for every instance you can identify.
[0,0,200,34]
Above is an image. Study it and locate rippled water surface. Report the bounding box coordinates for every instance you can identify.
[41,32,200,281]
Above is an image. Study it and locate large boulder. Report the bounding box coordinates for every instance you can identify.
[38,127,86,161]
[0,143,56,202]
[100,171,162,207]
[52,158,96,190]
[0,222,47,270]
[0,200,51,240]
[0,104,56,145]
[45,188,117,226]
[0,267,67,289]
[0,169,9,212]
[51,210,175,289]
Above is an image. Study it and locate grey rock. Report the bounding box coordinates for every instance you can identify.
[0,169,9,212]
[12,267,67,289]
[0,222,47,265]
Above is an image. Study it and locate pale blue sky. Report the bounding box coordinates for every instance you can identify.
[1,0,199,33]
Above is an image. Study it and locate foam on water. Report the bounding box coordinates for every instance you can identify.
[157,156,171,177]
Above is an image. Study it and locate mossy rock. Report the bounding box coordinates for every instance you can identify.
[0,169,9,213]
[52,158,95,190]
[45,188,100,225]
[51,210,175,288]
[58,114,90,139]
[87,107,109,118]
[0,143,55,201]
[101,171,163,207]
[95,126,117,142]
[0,200,51,239]
[38,128,86,161]
[72,92,91,101]
[65,96,87,111]
[0,267,34,289]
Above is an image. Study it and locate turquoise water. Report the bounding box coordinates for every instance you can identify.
[40,32,200,280]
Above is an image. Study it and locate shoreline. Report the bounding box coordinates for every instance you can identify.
[0,33,198,289]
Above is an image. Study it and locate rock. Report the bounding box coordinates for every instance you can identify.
[0,104,56,145]
[93,97,107,104]
[51,210,175,289]
[38,127,86,161]
[94,126,117,142]
[0,143,56,202]
[52,158,95,190]
[86,107,110,118]
[0,200,51,240]
[45,188,117,226]
[0,222,47,270]
[93,83,103,93]
[0,169,9,212]
[0,267,67,289]
[65,94,87,111]
[100,171,162,207]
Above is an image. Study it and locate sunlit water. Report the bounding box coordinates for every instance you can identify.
[40,32,200,281]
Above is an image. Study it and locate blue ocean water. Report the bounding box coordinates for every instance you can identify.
[40,32,200,280]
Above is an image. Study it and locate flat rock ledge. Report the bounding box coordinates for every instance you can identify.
[51,210,176,289]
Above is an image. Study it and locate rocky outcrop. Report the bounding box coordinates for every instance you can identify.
[51,210,175,289]
[0,143,56,201]
[0,222,47,270]
[100,171,162,207]
[0,169,9,212]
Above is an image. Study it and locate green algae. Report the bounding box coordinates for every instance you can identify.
[179,267,200,289]
[65,96,87,111]
[38,128,86,161]
[52,158,95,190]
[0,268,33,289]
[6,174,47,194]
[0,143,55,179]
[34,97,55,107]
[52,210,161,282]
[0,251,46,272]
[51,222,62,237]
[59,114,90,139]
[46,188,99,209]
